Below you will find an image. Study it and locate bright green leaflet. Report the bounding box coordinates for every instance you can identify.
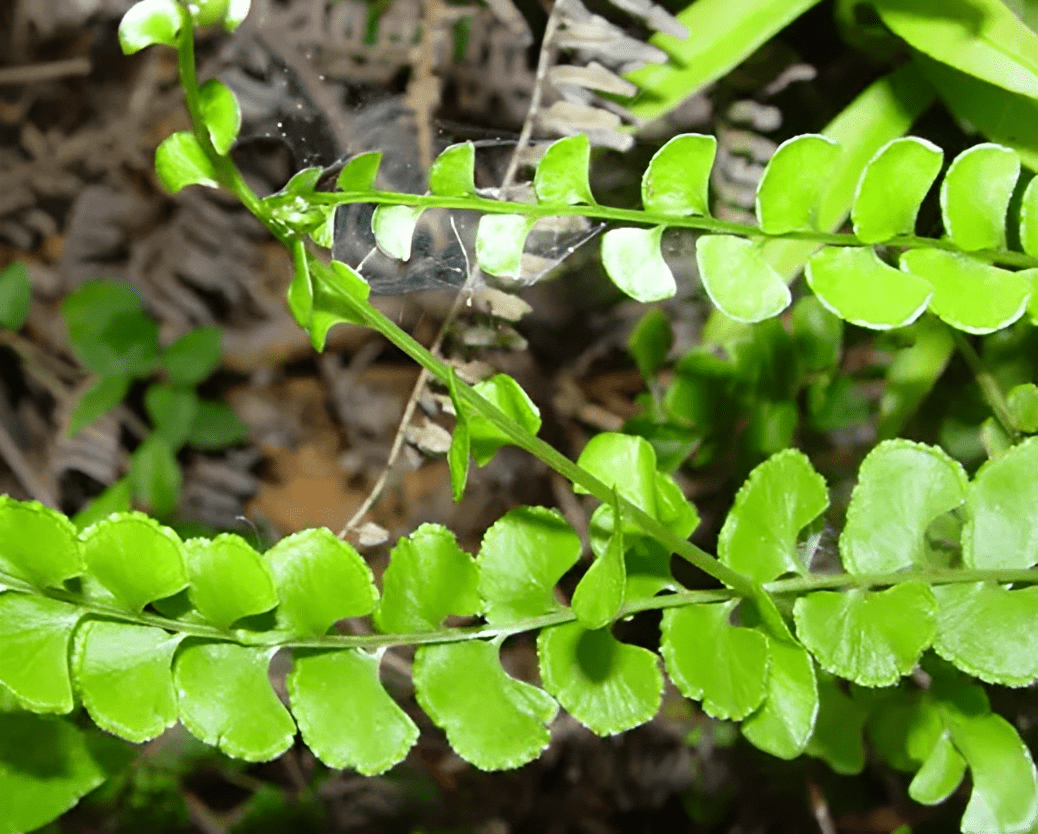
[696,235,791,323]
[476,506,581,625]
[538,623,663,736]
[755,134,839,234]
[336,151,381,192]
[794,583,936,687]
[901,249,1031,334]
[852,136,943,243]
[840,440,968,575]
[117,0,180,53]
[574,432,657,517]
[72,621,183,742]
[939,143,1020,252]
[183,534,277,630]
[533,134,594,205]
[933,583,1038,687]
[1021,178,1038,257]
[429,142,476,197]
[910,733,967,806]
[934,678,1038,834]
[198,78,240,155]
[0,496,82,588]
[264,527,378,636]
[0,594,80,712]
[571,493,625,630]
[661,602,768,720]
[806,247,932,331]
[963,437,1038,569]
[601,226,674,302]
[288,649,419,775]
[81,513,187,612]
[475,214,537,279]
[465,374,541,465]
[173,641,296,761]
[375,523,480,634]
[413,640,558,771]
[155,131,220,192]
[641,133,716,216]
[371,205,425,261]
[0,712,130,834]
[741,638,817,760]
[718,448,828,583]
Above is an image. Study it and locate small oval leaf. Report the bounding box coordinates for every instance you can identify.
[476,214,537,279]
[641,133,716,217]
[807,246,932,330]
[155,131,219,193]
[696,235,791,322]
[756,134,840,234]
[601,226,675,302]
[429,142,476,197]
[372,205,425,261]
[852,136,943,243]
[940,143,1019,251]
[534,135,595,205]
[900,249,1030,334]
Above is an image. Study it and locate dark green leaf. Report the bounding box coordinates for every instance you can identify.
[0,261,31,330]
[68,375,131,437]
[185,400,249,448]
[62,279,159,378]
[162,326,222,386]
[145,383,199,449]
[130,435,182,517]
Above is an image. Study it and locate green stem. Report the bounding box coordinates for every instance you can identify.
[308,260,756,595]
[292,191,1038,271]
[5,564,1038,651]
[952,330,1018,439]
